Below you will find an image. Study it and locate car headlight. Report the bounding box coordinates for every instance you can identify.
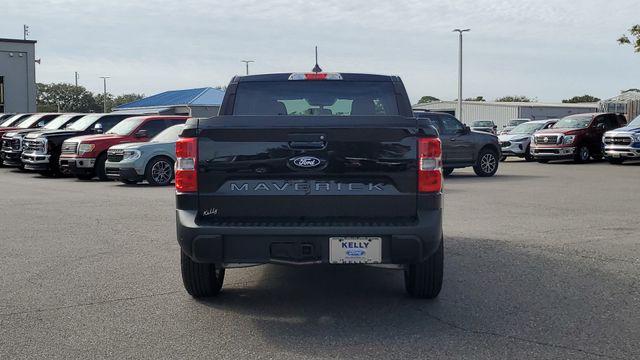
[5,132,17,137]
[123,150,141,161]
[563,135,575,145]
[78,143,95,154]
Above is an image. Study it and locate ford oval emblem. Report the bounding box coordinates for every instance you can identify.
[292,156,322,168]
[346,249,365,257]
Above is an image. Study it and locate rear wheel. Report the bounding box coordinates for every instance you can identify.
[443,167,454,177]
[405,237,443,299]
[145,156,174,186]
[608,158,624,165]
[574,145,590,163]
[473,148,499,177]
[181,251,225,298]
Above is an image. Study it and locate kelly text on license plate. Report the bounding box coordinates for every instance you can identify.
[329,237,382,264]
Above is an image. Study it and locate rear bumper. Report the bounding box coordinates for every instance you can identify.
[177,206,443,266]
[530,146,575,159]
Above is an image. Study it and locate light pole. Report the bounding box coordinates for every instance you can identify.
[453,28,470,121]
[241,60,254,75]
[99,76,110,113]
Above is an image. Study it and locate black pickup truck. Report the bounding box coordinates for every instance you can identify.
[176,72,444,299]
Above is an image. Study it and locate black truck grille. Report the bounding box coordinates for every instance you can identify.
[107,149,124,162]
[604,136,632,145]
[61,142,78,154]
[535,135,558,144]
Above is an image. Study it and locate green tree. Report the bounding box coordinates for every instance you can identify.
[113,93,144,108]
[495,95,532,102]
[621,88,640,93]
[418,95,440,104]
[37,83,98,112]
[464,96,485,101]
[618,25,640,52]
[562,95,601,103]
[93,93,115,112]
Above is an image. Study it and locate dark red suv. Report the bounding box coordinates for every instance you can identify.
[530,113,626,163]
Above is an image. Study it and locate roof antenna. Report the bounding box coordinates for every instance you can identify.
[312,46,322,73]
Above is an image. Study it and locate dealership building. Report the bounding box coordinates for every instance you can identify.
[413,101,598,128]
[0,38,37,113]
[113,87,224,118]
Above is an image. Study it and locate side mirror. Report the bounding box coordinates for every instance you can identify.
[94,123,103,134]
[134,129,148,138]
[458,125,471,134]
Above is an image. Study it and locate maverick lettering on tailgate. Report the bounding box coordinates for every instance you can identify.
[226,180,390,195]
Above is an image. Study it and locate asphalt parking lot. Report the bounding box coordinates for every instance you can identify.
[1,160,639,359]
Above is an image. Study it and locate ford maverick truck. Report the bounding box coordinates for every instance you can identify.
[176,72,444,299]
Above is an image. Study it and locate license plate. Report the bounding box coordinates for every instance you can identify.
[329,237,382,264]
[612,153,621,158]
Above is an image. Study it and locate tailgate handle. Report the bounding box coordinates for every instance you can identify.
[288,133,326,149]
[288,141,326,149]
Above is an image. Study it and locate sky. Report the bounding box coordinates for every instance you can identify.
[2,0,639,104]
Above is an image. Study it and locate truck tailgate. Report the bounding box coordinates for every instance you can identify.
[196,116,418,221]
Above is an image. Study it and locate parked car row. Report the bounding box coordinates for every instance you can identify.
[497,112,638,164]
[1,112,188,185]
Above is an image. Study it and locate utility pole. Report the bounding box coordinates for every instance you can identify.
[453,28,470,121]
[99,76,110,113]
[74,72,79,86]
[23,25,29,40]
[241,60,254,75]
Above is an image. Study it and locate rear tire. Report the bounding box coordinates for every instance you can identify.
[443,167,454,177]
[405,237,443,299]
[145,156,174,186]
[608,158,624,165]
[181,251,225,298]
[473,148,499,177]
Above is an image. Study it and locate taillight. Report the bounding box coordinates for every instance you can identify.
[418,137,442,193]
[175,137,197,193]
